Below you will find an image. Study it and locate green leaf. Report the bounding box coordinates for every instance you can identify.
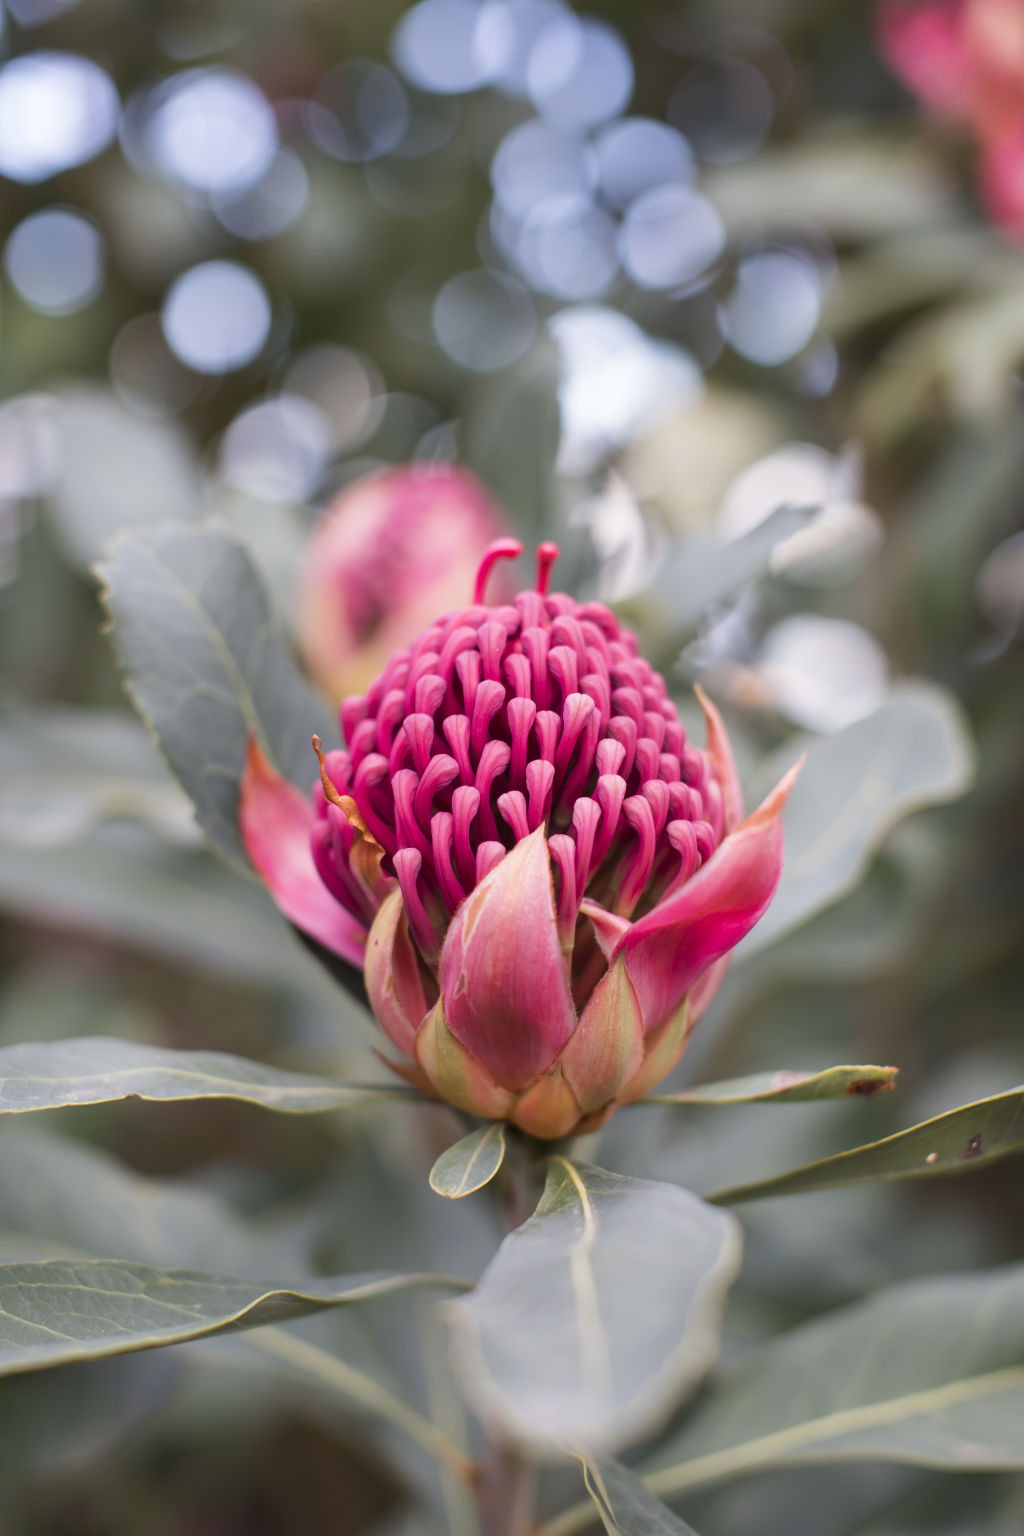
[449,1161,742,1454]
[712,1085,1024,1203]
[462,341,561,548]
[97,522,333,872]
[740,682,974,955]
[641,1262,1024,1497]
[581,1457,700,1535]
[625,506,812,665]
[429,1123,507,1199]
[0,1259,461,1377]
[646,1065,899,1107]
[0,1036,419,1117]
[0,705,195,848]
[45,385,203,571]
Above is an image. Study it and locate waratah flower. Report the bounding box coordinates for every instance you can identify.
[243,538,799,1139]
[298,463,512,701]
[878,0,1024,245]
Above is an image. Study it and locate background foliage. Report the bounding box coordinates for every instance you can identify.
[1,0,1023,1532]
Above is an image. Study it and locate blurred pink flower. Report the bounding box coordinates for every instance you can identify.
[878,0,1024,242]
[244,539,798,1139]
[298,463,512,701]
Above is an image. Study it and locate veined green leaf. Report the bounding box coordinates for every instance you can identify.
[581,1457,700,1535]
[713,1085,1024,1203]
[0,1036,420,1116]
[97,523,333,872]
[429,1123,507,1199]
[0,1260,462,1377]
[642,1262,1024,1496]
[450,1161,741,1455]
[646,1064,898,1107]
[739,682,974,955]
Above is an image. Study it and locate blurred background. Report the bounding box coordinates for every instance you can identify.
[1,0,1023,1532]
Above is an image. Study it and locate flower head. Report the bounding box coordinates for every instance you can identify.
[244,537,798,1137]
[298,463,511,701]
[878,0,1024,244]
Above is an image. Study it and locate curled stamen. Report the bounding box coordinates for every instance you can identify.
[452,785,480,889]
[431,812,466,915]
[473,538,523,605]
[475,840,506,882]
[442,714,473,782]
[413,754,460,830]
[614,796,657,917]
[571,796,601,892]
[535,540,560,595]
[474,738,512,841]
[393,848,442,960]
[525,758,555,829]
[497,789,530,842]
[392,769,432,860]
[508,696,537,790]
[664,820,699,897]
[548,832,578,945]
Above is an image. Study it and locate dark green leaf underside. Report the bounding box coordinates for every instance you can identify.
[713,1085,1024,1202]
[97,522,332,872]
[450,1161,742,1454]
[0,1259,461,1377]
[0,1036,420,1115]
[647,1064,898,1106]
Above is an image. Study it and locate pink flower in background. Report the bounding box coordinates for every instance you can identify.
[298,463,512,701]
[878,0,1024,243]
[244,535,798,1138]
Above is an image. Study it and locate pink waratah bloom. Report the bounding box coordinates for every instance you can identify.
[244,539,799,1139]
[298,463,511,702]
[878,0,1024,243]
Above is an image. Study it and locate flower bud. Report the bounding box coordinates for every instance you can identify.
[298,463,512,701]
[244,531,798,1138]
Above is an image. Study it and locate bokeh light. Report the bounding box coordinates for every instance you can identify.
[758,615,889,731]
[392,0,506,94]
[4,208,104,316]
[526,14,633,129]
[5,0,83,22]
[309,61,410,162]
[219,396,335,503]
[0,52,119,183]
[721,248,823,366]
[109,313,203,418]
[476,0,567,98]
[161,261,272,375]
[212,149,310,240]
[619,185,725,290]
[594,117,695,210]
[284,346,385,455]
[550,306,702,474]
[668,55,774,164]
[433,268,536,372]
[143,68,278,195]
[491,120,593,221]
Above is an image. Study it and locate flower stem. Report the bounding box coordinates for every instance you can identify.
[477,1443,537,1536]
[248,1325,475,1484]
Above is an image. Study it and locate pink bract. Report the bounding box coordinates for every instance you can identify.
[245,535,798,1137]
